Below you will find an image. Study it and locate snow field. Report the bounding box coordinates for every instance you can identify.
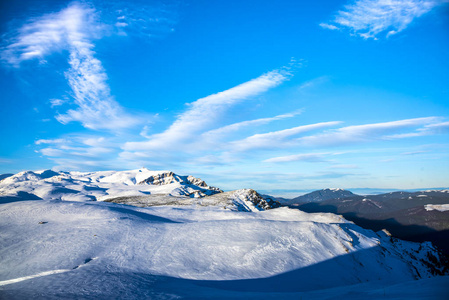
[0,199,441,286]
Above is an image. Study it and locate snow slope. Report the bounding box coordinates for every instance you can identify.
[105,189,280,212]
[0,169,448,298]
[1,200,447,297]
[425,204,449,212]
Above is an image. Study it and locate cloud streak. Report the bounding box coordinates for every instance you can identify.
[263,153,331,163]
[124,68,292,151]
[35,134,132,170]
[1,3,144,130]
[321,0,447,39]
[298,117,442,146]
[229,121,342,152]
[201,110,303,139]
[387,120,449,138]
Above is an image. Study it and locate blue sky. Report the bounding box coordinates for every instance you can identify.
[1,0,448,193]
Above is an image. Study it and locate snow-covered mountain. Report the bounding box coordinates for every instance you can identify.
[0,168,222,202]
[0,168,282,212]
[0,169,448,299]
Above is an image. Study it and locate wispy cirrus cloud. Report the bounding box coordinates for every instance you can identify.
[229,121,342,152]
[35,134,135,170]
[263,152,331,163]
[35,138,67,145]
[122,116,447,168]
[298,117,442,146]
[201,110,303,140]
[123,67,292,152]
[321,0,447,39]
[401,150,428,155]
[328,164,359,169]
[1,1,172,130]
[387,120,449,138]
[297,76,330,91]
[111,2,176,38]
[56,36,142,130]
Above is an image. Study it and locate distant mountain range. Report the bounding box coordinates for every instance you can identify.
[283,189,449,255]
[259,187,449,198]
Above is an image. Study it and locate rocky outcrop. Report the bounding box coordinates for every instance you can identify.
[186,175,207,187]
[138,171,222,195]
[232,189,281,211]
[138,171,179,185]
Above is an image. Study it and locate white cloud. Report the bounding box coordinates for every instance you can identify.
[297,76,330,91]
[115,22,128,27]
[124,68,292,151]
[424,121,449,133]
[2,3,145,130]
[36,134,133,171]
[329,164,359,169]
[385,120,449,138]
[35,138,67,145]
[322,0,447,39]
[401,150,428,155]
[56,38,142,130]
[38,136,114,157]
[299,117,442,146]
[139,125,152,139]
[202,109,303,139]
[40,148,66,157]
[50,98,66,107]
[229,121,342,152]
[263,153,330,163]
[319,23,339,31]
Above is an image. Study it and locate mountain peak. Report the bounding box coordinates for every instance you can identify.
[292,188,356,203]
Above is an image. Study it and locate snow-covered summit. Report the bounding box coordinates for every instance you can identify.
[0,168,222,202]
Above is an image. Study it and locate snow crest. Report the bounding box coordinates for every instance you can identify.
[425,204,449,212]
[0,168,222,202]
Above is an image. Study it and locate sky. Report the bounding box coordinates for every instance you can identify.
[0,0,448,194]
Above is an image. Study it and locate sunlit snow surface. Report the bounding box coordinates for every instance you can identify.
[0,169,448,299]
[425,204,449,212]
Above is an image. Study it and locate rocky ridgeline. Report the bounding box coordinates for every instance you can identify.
[236,189,281,211]
[105,189,281,212]
[137,171,222,194]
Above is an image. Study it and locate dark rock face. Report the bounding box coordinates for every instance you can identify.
[245,189,281,210]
